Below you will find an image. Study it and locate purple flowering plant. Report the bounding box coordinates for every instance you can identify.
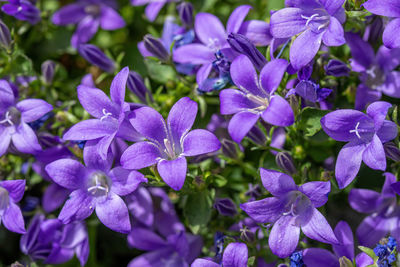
[2,0,400,266]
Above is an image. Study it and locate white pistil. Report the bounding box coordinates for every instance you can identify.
[0,111,13,126]
[87,175,108,195]
[164,138,176,159]
[349,122,361,139]
[100,109,112,121]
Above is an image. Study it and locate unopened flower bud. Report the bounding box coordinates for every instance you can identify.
[177,2,193,28]
[41,60,56,84]
[143,34,169,62]
[240,227,255,243]
[227,33,267,71]
[325,59,350,77]
[127,71,153,104]
[247,125,266,146]
[213,198,237,217]
[221,138,238,159]
[78,44,115,73]
[384,142,400,162]
[0,20,11,49]
[275,152,296,175]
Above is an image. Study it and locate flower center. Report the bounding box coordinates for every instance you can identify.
[301,9,330,33]
[247,94,269,112]
[0,107,21,126]
[0,187,9,213]
[85,4,101,16]
[282,191,310,217]
[207,38,222,51]
[163,138,177,160]
[348,120,375,142]
[363,65,385,90]
[87,172,110,198]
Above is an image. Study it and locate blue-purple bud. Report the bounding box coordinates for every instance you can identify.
[247,126,266,146]
[324,59,350,77]
[384,142,400,162]
[143,34,169,62]
[78,44,115,73]
[240,227,255,243]
[177,2,193,28]
[41,60,56,84]
[0,20,11,49]
[127,71,153,104]
[275,152,296,175]
[213,198,237,217]
[227,33,267,71]
[221,138,238,159]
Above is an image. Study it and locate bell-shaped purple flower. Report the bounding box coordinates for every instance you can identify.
[363,0,400,49]
[192,242,248,267]
[20,214,89,265]
[121,97,221,191]
[349,173,400,247]
[0,80,53,157]
[241,168,338,258]
[219,55,294,143]
[63,67,143,159]
[2,0,40,24]
[270,0,346,70]
[45,140,147,233]
[52,0,125,48]
[0,179,26,234]
[321,101,398,188]
[345,32,400,110]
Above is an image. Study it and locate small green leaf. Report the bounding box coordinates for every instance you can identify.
[297,107,329,137]
[339,256,354,267]
[358,246,377,261]
[247,256,255,266]
[183,190,213,234]
[144,59,175,84]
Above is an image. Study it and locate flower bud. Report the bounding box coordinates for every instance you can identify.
[247,125,266,146]
[143,34,169,62]
[177,2,193,28]
[213,198,237,217]
[78,44,115,73]
[41,60,56,84]
[325,59,350,77]
[221,138,238,159]
[384,142,400,162]
[227,33,267,71]
[0,20,11,49]
[127,71,153,104]
[275,152,296,175]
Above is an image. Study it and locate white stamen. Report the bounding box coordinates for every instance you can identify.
[349,122,361,139]
[0,111,13,126]
[87,175,109,195]
[100,109,112,121]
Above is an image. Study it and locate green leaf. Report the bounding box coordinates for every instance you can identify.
[358,246,378,261]
[247,256,255,266]
[144,59,175,84]
[183,190,213,234]
[297,107,329,137]
[339,256,354,267]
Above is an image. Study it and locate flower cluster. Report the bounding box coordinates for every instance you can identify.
[0,0,400,266]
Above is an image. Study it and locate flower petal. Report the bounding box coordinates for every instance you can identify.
[121,142,161,169]
[45,159,85,189]
[0,80,15,114]
[302,248,338,267]
[222,242,248,267]
[355,84,381,111]
[228,111,259,143]
[363,0,400,18]
[238,20,272,46]
[380,71,400,98]
[71,16,100,48]
[83,139,113,171]
[260,59,288,94]
[345,32,374,70]
[16,99,53,123]
[320,0,346,15]
[128,227,167,250]
[299,181,330,208]
[230,55,265,97]
[262,95,294,126]
[3,202,26,234]
[145,2,164,22]
[157,156,187,191]
[96,192,131,233]
[63,119,117,141]
[348,188,381,213]
[12,123,42,154]
[366,101,392,129]
[322,16,345,46]
[182,129,220,156]
[332,221,354,260]
[167,97,198,143]
[42,184,70,213]
[109,167,147,196]
[0,126,11,157]
[335,141,365,189]
[51,3,86,25]
[110,67,129,107]
[383,18,400,49]
[362,134,386,171]
[100,6,125,30]
[226,5,251,34]
[260,168,297,196]
[240,197,284,223]
[192,259,220,267]
[290,29,323,70]
[219,89,258,115]
[301,208,338,244]
[357,215,394,247]
[129,107,167,145]
[0,179,25,203]
[195,12,227,45]
[77,86,118,119]
[173,44,215,64]
[270,8,306,38]
[269,215,300,258]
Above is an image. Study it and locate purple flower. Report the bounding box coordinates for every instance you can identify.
[192,242,248,267]
[214,198,237,217]
[131,0,174,22]
[52,0,125,48]
[240,168,338,258]
[345,32,400,110]
[320,101,398,189]
[63,67,142,159]
[20,214,89,265]
[0,80,53,157]
[363,0,400,49]
[45,140,147,233]
[219,55,294,143]
[324,59,350,77]
[121,97,221,190]
[349,173,400,247]
[270,0,346,70]
[173,5,269,85]
[0,179,26,234]
[302,221,355,266]
[78,44,115,73]
[2,0,40,24]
